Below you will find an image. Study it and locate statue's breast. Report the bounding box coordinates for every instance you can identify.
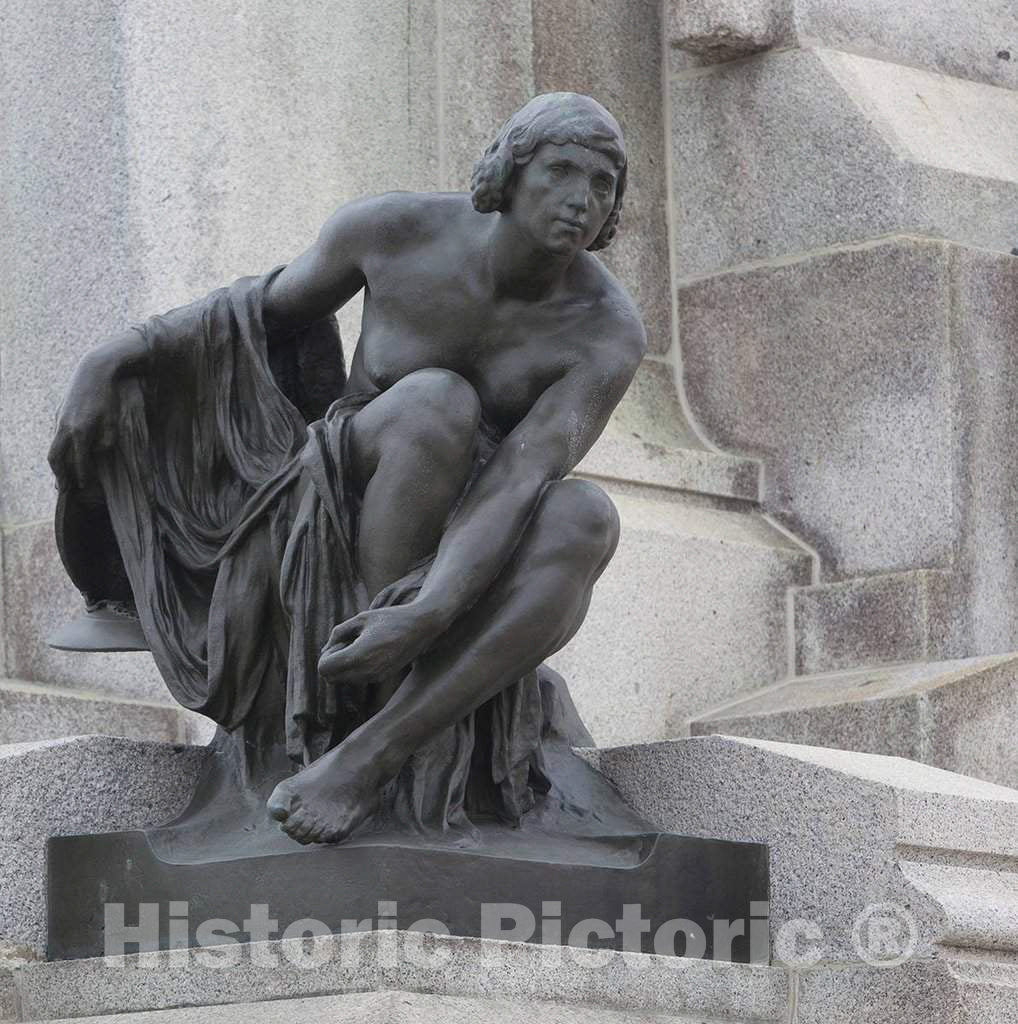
[357,260,596,429]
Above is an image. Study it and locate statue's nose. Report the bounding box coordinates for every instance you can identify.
[566,187,589,213]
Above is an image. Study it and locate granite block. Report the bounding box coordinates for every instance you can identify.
[668,0,1018,91]
[118,0,439,313]
[582,735,1018,963]
[0,679,185,747]
[0,2,139,528]
[576,359,760,499]
[0,736,206,957]
[34,990,694,1024]
[534,0,672,355]
[793,570,951,675]
[14,930,788,1022]
[948,247,1018,659]
[2,523,166,702]
[692,653,1018,789]
[670,49,1018,277]
[796,957,1018,1024]
[679,237,954,578]
[0,962,17,1023]
[550,487,811,745]
[667,0,789,62]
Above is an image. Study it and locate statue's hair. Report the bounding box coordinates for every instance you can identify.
[470,92,628,252]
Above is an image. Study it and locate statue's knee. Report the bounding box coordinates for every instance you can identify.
[538,479,620,566]
[398,369,481,450]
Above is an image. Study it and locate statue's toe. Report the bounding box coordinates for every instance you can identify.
[267,784,295,823]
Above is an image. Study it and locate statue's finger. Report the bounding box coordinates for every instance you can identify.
[328,617,363,646]
[318,646,350,678]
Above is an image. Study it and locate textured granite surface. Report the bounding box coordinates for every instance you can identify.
[0,737,205,957]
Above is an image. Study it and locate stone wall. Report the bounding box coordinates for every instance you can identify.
[0,0,812,747]
[11,2,1010,760]
[669,0,1018,777]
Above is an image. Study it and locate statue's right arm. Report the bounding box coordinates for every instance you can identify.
[49,195,396,488]
[263,194,392,336]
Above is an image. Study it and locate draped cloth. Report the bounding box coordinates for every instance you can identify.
[88,269,565,835]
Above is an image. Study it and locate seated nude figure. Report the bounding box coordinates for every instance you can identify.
[48,93,645,847]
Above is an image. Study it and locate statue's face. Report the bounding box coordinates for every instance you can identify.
[509,141,619,256]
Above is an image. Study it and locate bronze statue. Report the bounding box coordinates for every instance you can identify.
[48,93,646,849]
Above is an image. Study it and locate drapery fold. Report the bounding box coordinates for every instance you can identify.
[86,270,553,832]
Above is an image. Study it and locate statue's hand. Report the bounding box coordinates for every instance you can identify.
[47,352,119,491]
[318,605,436,685]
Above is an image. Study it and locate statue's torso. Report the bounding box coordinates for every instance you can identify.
[343,195,620,435]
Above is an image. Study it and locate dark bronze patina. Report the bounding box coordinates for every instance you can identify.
[45,94,768,959]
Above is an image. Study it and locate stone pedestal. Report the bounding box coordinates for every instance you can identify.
[9,735,1018,1021]
[0,738,206,959]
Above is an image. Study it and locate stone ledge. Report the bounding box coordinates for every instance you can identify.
[794,955,1018,1024]
[0,679,190,747]
[36,990,688,1024]
[19,942,1018,1022]
[690,653,1018,788]
[581,735,1018,962]
[13,930,789,1022]
[667,0,1018,92]
[791,570,952,676]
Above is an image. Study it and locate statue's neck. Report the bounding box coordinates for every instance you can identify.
[486,216,574,301]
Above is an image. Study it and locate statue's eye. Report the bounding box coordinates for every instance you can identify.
[549,164,567,179]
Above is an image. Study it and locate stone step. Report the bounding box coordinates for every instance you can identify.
[32,990,686,1024]
[790,570,952,677]
[11,930,788,1023]
[16,946,1018,1024]
[583,734,1018,965]
[0,679,195,747]
[689,652,1018,787]
[793,957,1018,1024]
[13,737,1018,1021]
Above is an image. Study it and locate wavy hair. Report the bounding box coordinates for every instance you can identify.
[470,93,628,252]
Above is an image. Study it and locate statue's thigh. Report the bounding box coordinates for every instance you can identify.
[347,369,482,491]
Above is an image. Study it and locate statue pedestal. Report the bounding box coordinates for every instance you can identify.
[46,826,769,963]
[14,930,789,1023]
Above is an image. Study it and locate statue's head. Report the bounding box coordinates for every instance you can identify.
[470,92,627,252]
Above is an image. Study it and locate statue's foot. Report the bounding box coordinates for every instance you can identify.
[267,746,383,845]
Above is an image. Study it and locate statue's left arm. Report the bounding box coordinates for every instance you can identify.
[320,303,646,682]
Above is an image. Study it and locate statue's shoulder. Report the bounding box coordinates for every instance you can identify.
[340,190,472,254]
[572,253,648,358]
